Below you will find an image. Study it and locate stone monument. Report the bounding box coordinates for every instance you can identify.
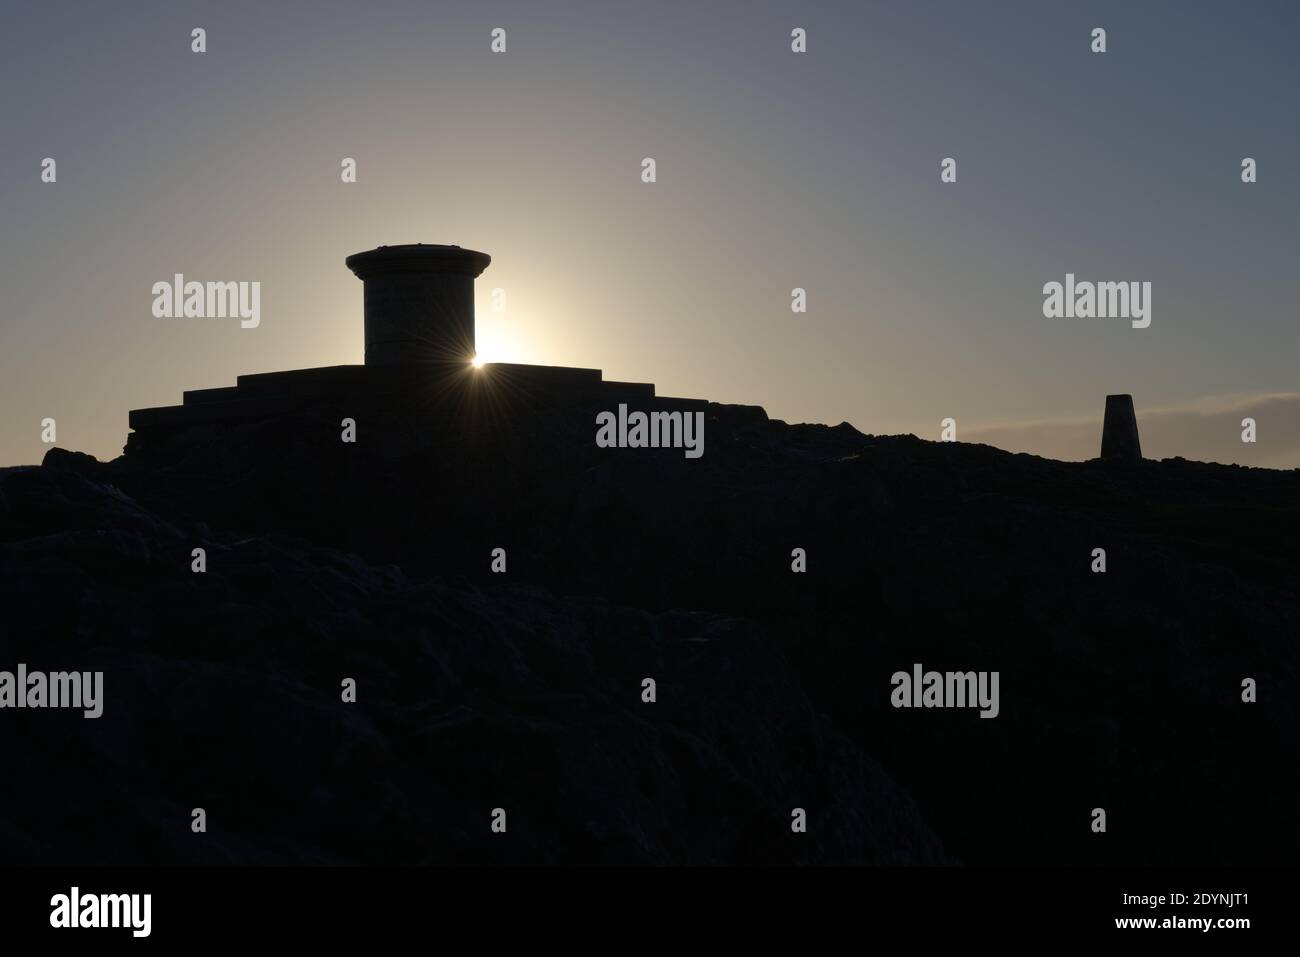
[1100,394,1142,462]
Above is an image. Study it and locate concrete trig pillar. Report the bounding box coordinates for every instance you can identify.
[1100,394,1142,462]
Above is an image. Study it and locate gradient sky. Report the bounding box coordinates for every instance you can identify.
[3,0,1297,467]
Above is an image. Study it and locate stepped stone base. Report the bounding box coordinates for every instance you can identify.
[126,361,748,460]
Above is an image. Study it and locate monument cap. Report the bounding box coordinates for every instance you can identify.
[345,244,491,367]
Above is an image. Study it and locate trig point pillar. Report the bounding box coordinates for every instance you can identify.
[1100,394,1142,462]
[345,244,491,368]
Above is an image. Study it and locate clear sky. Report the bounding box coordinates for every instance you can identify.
[3,0,1297,467]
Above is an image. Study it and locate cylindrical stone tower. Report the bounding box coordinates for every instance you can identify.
[345,244,491,368]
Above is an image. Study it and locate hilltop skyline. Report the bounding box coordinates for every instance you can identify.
[3,0,1297,468]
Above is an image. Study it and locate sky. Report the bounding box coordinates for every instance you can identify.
[2,0,1297,468]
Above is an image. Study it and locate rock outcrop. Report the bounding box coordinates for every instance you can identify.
[2,395,1298,865]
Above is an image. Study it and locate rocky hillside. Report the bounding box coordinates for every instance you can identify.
[2,398,1297,865]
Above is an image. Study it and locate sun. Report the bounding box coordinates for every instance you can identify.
[471,355,485,369]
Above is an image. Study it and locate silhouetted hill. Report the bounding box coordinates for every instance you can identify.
[2,398,1298,865]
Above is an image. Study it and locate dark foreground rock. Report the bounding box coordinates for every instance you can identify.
[0,464,944,865]
[2,393,1299,865]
